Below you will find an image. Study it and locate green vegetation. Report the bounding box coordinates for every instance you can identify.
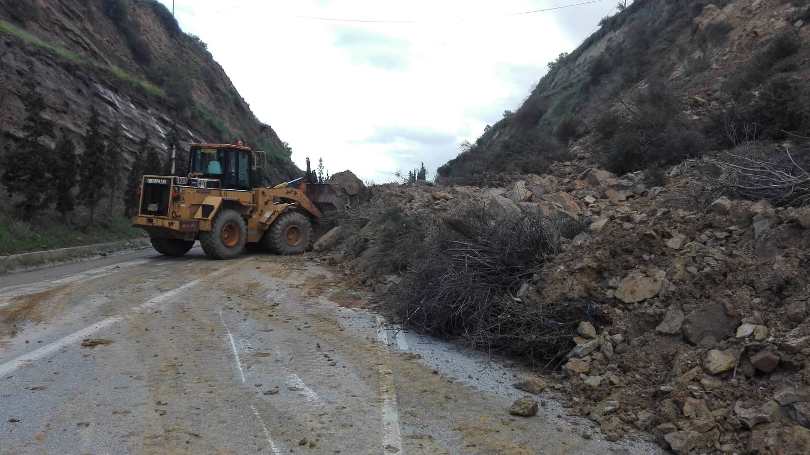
[0,19,165,98]
[0,214,142,256]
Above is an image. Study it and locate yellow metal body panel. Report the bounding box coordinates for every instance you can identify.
[133,176,323,244]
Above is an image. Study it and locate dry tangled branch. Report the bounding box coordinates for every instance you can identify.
[710,147,810,207]
[392,207,600,366]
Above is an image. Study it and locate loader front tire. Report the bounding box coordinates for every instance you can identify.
[200,209,247,260]
[151,238,194,257]
[265,211,312,255]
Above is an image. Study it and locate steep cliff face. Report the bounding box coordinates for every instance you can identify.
[440,0,810,184]
[0,0,299,187]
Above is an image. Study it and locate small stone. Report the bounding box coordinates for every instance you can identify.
[787,300,807,324]
[734,401,771,429]
[513,377,546,395]
[584,375,603,388]
[750,350,780,373]
[665,431,701,454]
[590,400,620,420]
[614,269,666,304]
[509,397,538,417]
[656,305,685,335]
[568,339,600,358]
[564,358,590,376]
[704,349,737,375]
[710,197,732,215]
[431,191,453,201]
[736,323,757,338]
[753,325,769,341]
[590,217,609,232]
[583,195,597,204]
[577,321,597,339]
[666,233,687,250]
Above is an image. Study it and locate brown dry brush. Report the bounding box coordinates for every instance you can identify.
[711,147,810,207]
[392,207,599,367]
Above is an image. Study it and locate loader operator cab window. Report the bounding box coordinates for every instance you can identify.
[189,147,252,190]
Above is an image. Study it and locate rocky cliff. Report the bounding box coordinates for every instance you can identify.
[0,0,299,188]
[440,0,810,184]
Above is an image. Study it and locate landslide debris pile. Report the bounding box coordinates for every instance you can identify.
[316,155,810,453]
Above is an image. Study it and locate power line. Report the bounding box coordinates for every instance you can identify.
[295,0,606,25]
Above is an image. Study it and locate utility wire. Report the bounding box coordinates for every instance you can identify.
[295,0,605,24]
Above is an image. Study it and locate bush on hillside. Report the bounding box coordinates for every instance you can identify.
[598,80,706,175]
[149,1,181,37]
[725,31,801,95]
[554,115,583,143]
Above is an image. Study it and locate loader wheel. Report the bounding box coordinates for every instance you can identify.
[151,238,194,257]
[265,211,312,255]
[200,209,247,260]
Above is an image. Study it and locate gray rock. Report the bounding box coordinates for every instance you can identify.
[734,401,771,429]
[513,377,547,395]
[486,194,522,219]
[506,180,532,204]
[750,350,780,373]
[682,302,739,346]
[656,305,685,335]
[568,339,600,358]
[577,321,597,339]
[509,397,538,417]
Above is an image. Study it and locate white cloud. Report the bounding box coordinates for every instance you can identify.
[159,0,618,182]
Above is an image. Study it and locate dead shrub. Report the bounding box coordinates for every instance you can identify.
[392,206,597,365]
[710,145,810,207]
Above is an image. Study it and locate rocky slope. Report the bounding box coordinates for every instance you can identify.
[0,0,298,186]
[440,0,810,183]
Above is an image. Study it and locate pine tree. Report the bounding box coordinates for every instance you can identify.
[124,136,147,217]
[106,122,124,213]
[52,133,77,220]
[317,158,326,184]
[78,106,107,224]
[1,78,54,219]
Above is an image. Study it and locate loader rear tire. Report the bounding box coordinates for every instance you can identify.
[151,238,194,257]
[200,209,247,260]
[264,211,312,255]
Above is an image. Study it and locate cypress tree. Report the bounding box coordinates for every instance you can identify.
[106,122,123,213]
[1,78,53,219]
[52,132,77,220]
[144,145,163,176]
[124,135,147,217]
[78,106,107,224]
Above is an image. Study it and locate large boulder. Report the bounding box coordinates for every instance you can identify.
[506,180,532,204]
[313,226,343,252]
[487,194,522,219]
[328,171,365,197]
[584,168,618,188]
[540,192,582,218]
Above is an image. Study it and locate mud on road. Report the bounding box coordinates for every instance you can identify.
[0,248,662,454]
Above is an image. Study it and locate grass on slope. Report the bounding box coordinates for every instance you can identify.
[0,19,164,98]
[0,215,144,256]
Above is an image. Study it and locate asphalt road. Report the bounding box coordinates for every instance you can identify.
[0,248,663,454]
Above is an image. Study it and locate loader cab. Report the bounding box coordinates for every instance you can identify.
[188,144,255,190]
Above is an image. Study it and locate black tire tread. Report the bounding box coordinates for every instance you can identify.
[151,238,194,257]
[264,211,312,255]
[199,209,247,260]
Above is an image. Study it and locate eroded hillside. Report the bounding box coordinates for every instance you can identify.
[0,0,298,184]
[440,0,810,184]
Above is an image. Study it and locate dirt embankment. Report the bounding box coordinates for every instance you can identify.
[314,161,810,454]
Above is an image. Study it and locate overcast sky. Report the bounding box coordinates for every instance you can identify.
[158,0,618,182]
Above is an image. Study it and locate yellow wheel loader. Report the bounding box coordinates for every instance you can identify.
[132,143,339,260]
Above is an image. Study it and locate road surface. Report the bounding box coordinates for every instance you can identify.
[0,248,662,454]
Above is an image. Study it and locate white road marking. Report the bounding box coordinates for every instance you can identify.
[0,263,240,377]
[219,310,247,384]
[0,259,152,307]
[285,374,321,403]
[218,309,285,455]
[251,405,283,455]
[375,316,405,455]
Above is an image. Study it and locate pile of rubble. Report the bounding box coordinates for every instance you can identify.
[315,162,810,453]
